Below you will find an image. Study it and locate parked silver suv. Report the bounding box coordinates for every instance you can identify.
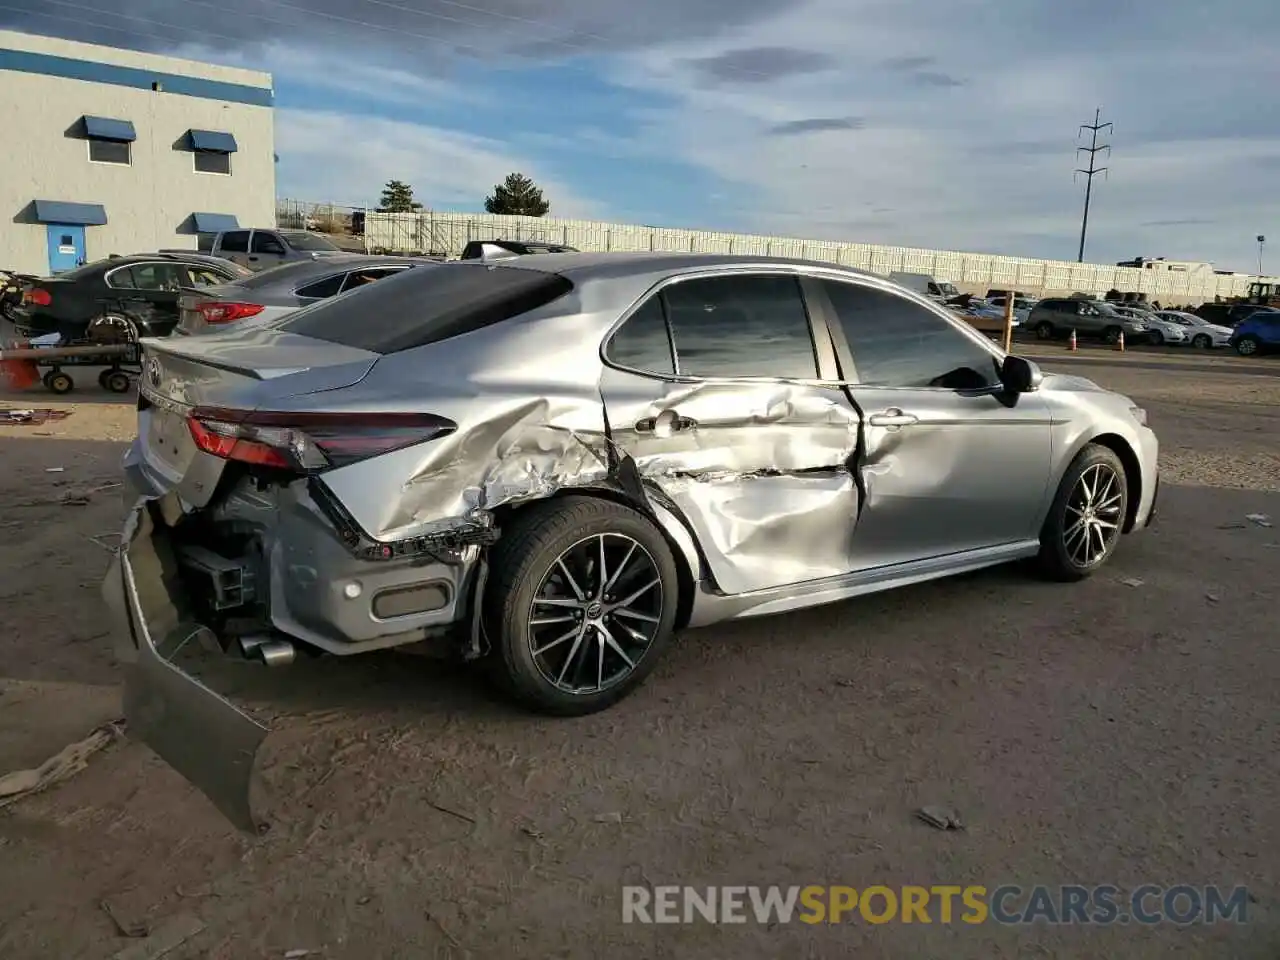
[1028,298,1149,344]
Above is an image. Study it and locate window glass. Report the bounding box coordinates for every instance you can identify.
[281,231,340,252]
[105,267,136,290]
[606,297,674,375]
[662,274,818,379]
[128,263,186,292]
[340,267,405,292]
[194,151,231,175]
[296,274,346,299]
[822,280,1000,390]
[185,266,229,287]
[279,262,573,355]
[219,231,250,253]
[89,139,130,165]
[251,232,286,255]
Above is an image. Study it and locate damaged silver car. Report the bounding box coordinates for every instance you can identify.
[103,252,1160,831]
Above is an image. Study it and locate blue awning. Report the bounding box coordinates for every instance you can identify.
[187,129,238,153]
[33,200,108,225]
[192,212,240,232]
[82,115,136,142]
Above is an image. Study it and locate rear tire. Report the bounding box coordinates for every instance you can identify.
[1037,444,1129,582]
[1103,326,1123,344]
[485,496,680,716]
[1148,329,1164,346]
[1236,336,1260,356]
[1035,321,1055,341]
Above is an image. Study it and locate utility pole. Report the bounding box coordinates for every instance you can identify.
[1258,235,1266,275]
[1075,108,1112,263]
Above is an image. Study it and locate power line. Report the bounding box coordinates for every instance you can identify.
[1074,107,1112,263]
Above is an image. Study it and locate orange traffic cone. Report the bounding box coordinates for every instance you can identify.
[1069,329,1078,352]
[1116,331,1125,352]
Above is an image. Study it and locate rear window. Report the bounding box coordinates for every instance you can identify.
[231,259,355,291]
[278,262,574,354]
[281,231,340,252]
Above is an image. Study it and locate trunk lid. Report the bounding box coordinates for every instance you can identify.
[135,327,379,506]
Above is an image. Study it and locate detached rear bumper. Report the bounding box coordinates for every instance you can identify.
[103,485,488,833]
[103,504,268,833]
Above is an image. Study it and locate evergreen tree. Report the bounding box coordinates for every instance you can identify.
[378,180,421,213]
[484,173,551,217]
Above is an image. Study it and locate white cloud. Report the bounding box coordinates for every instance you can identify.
[274,108,602,218]
[602,0,1280,268]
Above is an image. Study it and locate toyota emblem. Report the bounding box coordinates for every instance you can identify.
[146,357,162,389]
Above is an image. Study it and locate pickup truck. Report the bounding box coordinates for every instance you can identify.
[164,228,344,272]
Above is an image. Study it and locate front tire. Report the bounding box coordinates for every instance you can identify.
[1035,321,1055,341]
[1192,334,1212,349]
[1037,444,1129,582]
[1103,326,1123,345]
[485,496,680,716]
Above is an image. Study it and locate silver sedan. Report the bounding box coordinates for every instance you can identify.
[1155,310,1234,348]
[104,252,1159,831]
[175,254,440,335]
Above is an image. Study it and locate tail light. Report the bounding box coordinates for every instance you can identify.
[187,407,456,473]
[23,288,52,306]
[196,301,265,325]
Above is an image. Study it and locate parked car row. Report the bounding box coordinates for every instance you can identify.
[8,240,1280,359]
[1021,296,1280,355]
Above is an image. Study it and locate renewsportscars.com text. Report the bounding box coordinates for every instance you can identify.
[621,885,1250,926]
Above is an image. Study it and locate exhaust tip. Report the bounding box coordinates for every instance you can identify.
[256,639,296,667]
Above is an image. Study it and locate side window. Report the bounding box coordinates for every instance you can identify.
[340,267,405,292]
[251,233,287,255]
[296,274,346,299]
[130,263,186,291]
[821,280,1000,390]
[605,296,674,375]
[662,274,818,379]
[105,267,136,290]
[185,266,228,287]
[220,231,250,253]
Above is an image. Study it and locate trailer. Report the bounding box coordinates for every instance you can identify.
[0,315,142,395]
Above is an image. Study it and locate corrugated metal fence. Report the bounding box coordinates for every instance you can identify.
[291,202,1264,303]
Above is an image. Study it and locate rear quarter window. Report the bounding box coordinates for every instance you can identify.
[278,262,574,354]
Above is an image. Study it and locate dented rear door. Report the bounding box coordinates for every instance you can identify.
[599,271,863,597]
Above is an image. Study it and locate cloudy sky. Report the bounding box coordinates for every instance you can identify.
[4,0,1279,269]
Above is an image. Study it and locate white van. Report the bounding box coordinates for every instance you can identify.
[888,271,959,302]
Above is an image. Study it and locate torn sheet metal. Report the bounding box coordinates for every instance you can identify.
[319,393,612,541]
[599,372,863,595]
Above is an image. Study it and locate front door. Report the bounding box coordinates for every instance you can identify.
[598,272,863,597]
[811,276,1054,570]
[46,224,86,274]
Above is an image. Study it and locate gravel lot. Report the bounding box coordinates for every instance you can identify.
[0,348,1277,959]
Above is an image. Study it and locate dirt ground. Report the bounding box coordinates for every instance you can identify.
[0,347,1277,959]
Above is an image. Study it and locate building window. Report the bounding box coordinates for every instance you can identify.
[88,139,130,165]
[194,150,231,175]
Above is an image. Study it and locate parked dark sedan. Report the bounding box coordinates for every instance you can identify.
[11,253,249,342]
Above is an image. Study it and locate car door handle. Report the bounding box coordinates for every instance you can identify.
[635,410,693,437]
[868,408,919,427]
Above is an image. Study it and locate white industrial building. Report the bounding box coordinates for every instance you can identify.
[0,29,274,275]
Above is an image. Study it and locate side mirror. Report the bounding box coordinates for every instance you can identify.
[1000,355,1043,394]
